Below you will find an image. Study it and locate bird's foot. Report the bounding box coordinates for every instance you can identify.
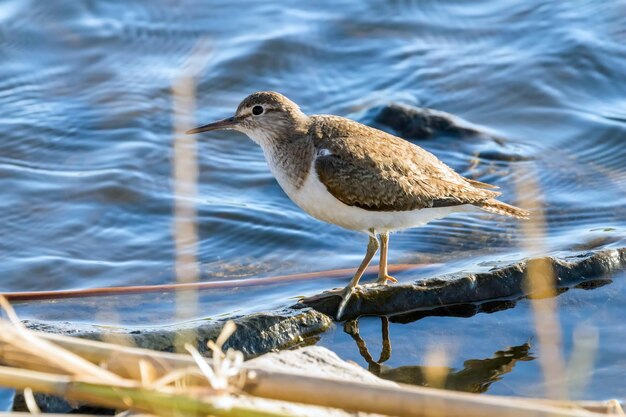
[376,274,398,285]
[336,285,357,320]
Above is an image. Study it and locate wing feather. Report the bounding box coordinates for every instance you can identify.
[311,116,499,212]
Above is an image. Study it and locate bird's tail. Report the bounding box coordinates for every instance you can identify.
[474,199,530,219]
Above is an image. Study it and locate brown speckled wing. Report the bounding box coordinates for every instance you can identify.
[311,115,499,212]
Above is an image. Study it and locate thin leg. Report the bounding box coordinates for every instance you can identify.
[337,230,379,320]
[377,232,397,284]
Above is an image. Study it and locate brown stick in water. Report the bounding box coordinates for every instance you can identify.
[0,263,434,302]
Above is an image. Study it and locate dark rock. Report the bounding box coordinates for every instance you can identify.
[24,308,332,359]
[369,103,497,141]
[299,248,626,321]
[12,392,114,415]
[366,103,534,163]
[472,148,533,162]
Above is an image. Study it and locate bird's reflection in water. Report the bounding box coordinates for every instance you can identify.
[344,317,534,393]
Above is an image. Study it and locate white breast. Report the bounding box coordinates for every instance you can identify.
[266,155,472,233]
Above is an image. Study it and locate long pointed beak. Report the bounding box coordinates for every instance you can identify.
[185,116,237,135]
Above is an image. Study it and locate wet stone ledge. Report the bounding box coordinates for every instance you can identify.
[23,308,332,359]
[298,248,626,321]
[21,248,626,352]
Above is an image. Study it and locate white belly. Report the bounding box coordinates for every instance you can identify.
[270,160,472,233]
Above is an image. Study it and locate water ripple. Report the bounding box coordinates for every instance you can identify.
[0,0,624,300]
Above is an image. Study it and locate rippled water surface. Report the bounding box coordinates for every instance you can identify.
[1,0,626,403]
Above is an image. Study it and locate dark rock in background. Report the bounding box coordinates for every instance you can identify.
[365,103,533,163]
[370,103,490,141]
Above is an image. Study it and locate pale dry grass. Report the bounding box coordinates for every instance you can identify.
[171,40,213,351]
[515,163,599,401]
[1,296,622,417]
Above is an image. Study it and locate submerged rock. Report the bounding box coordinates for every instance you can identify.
[366,103,533,162]
[299,248,626,321]
[24,308,332,359]
[369,103,499,142]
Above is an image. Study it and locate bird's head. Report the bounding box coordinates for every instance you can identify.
[186,91,308,145]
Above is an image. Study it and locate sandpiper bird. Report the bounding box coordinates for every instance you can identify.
[187,92,529,319]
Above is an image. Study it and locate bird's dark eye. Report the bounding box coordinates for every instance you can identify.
[252,105,264,116]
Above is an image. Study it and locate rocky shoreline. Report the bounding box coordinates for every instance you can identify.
[12,247,626,413]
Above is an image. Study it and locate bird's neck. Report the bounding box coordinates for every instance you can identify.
[258,125,314,192]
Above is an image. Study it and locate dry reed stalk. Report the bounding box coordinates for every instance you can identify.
[0,263,430,302]
[1,323,621,417]
[0,414,110,417]
[0,298,294,417]
[171,40,213,353]
[242,368,616,417]
[0,366,289,417]
[516,165,568,400]
[22,387,40,414]
[0,299,127,386]
[2,297,622,417]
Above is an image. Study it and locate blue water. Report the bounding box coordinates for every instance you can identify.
[1,0,625,405]
[318,269,626,400]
